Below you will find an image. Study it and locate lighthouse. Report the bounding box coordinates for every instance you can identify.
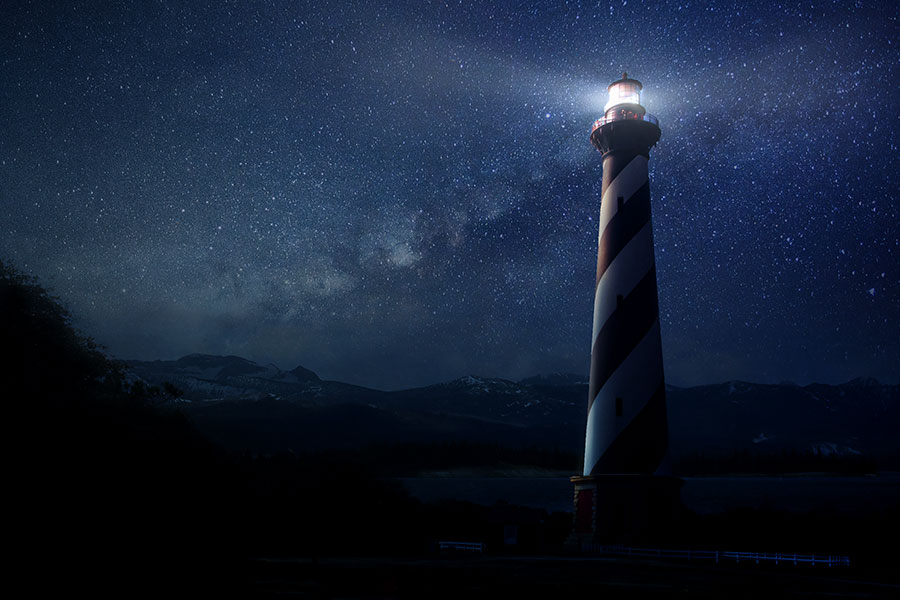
[569,74,681,547]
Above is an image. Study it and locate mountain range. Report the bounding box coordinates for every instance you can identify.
[126,354,900,466]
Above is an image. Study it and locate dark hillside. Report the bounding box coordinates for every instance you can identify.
[1,262,241,595]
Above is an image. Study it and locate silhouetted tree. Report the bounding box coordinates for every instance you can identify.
[162,381,183,399]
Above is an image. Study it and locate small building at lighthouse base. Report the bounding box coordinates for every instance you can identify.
[567,474,684,549]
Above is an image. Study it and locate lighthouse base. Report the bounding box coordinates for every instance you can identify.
[566,474,683,550]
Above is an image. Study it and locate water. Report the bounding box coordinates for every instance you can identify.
[398,473,900,514]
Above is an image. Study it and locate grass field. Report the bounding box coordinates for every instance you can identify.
[248,555,900,599]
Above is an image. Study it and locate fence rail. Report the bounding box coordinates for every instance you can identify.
[438,541,484,553]
[585,545,850,567]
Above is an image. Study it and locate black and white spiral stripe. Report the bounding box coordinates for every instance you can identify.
[583,153,667,476]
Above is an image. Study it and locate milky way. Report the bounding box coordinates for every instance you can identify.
[2,1,898,389]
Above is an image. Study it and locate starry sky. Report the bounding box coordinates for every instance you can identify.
[2,1,898,390]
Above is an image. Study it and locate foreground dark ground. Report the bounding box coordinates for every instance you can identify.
[248,555,900,599]
[4,262,899,597]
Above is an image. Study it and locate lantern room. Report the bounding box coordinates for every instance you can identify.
[604,73,643,114]
[590,73,659,154]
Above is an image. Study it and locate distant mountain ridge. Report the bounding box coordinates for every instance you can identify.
[126,354,900,466]
[126,353,369,404]
[518,373,588,387]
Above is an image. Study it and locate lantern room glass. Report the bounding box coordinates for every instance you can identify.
[604,81,642,113]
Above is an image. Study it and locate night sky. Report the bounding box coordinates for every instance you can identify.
[2,1,898,390]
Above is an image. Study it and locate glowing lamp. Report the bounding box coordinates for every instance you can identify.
[603,72,643,114]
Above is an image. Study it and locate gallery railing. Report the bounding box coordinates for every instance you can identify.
[592,112,659,134]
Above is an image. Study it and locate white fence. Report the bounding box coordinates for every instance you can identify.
[438,541,484,553]
[586,545,850,567]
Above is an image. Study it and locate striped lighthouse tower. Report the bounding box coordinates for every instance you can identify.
[570,74,680,547]
[583,74,666,476]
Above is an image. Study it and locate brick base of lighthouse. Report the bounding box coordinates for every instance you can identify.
[566,474,683,550]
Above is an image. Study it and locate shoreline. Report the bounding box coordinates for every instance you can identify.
[402,468,885,479]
